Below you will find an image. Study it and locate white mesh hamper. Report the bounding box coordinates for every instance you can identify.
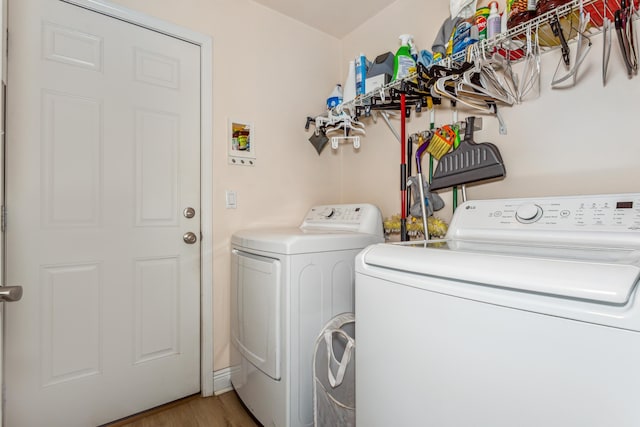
[313,312,356,427]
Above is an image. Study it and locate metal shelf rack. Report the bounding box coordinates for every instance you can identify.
[331,0,630,115]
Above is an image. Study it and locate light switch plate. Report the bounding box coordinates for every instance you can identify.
[225,190,237,209]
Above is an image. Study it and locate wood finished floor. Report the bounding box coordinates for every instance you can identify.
[105,391,260,427]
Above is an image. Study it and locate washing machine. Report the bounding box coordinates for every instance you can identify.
[355,193,640,427]
[230,203,383,427]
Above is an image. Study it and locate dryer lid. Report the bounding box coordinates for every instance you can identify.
[360,240,640,305]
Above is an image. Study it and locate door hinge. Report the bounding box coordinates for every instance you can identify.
[1,205,6,232]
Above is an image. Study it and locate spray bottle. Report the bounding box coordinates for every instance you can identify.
[392,34,417,81]
[408,38,418,62]
[487,1,501,39]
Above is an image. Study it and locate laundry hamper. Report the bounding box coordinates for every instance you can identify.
[313,312,356,427]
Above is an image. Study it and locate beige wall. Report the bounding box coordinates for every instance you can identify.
[342,0,640,225]
[110,0,640,375]
[110,0,342,371]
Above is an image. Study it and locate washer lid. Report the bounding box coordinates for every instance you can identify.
[232,227,384,254]
[360,240,640,305]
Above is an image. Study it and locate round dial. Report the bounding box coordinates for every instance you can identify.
[516,203,543,223]
[322,207,335,218]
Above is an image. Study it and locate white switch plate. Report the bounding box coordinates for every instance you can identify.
[225,190,237,209]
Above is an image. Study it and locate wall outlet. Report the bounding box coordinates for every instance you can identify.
[225,190,237,209]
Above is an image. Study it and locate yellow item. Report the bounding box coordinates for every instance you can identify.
[426,125,456,160]
[383,214,448,239]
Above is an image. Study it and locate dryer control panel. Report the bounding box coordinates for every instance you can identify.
[447,193,640,247]
[301,204,383,236]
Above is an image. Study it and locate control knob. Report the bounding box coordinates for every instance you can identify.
[322,207,335,218]
[516,203,543,224]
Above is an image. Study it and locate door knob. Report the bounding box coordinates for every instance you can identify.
[183,207,195,218]
[183,232,197,244]
[0,286,23,302]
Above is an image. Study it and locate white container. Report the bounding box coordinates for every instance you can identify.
[326,84,343,109]
[487,1,501,39]
[343,60,356,103]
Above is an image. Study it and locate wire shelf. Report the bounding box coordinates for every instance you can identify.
[331,0,634,114]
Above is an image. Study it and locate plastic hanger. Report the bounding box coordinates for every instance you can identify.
[456,45,517,105]
[518,25,541,101]
[603,0,612,85]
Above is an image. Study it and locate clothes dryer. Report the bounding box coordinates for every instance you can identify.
[230,204,383,427]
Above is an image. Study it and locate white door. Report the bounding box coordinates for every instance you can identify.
[5,0,202,425]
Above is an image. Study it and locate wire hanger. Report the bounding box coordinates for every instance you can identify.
[551,1,593,88]
[518,24,541,101]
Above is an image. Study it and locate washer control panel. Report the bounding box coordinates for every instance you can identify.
[301,204,384,236]
[450,193,640,236]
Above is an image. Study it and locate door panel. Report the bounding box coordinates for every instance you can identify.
[5,0,201,425]
[231,250,282,381]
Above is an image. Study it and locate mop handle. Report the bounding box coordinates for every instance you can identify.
[415,137,431,240]
[415,140,430,174]
[400,93,407,241]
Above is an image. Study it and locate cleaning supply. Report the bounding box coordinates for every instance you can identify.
[408,38,419,61]
[427,125,456,160]
[343,60,356,103]
[326,84,343,109]
[452,21,479,54]
[487,1,501,39]
[355,53,367,95]
[392,34,417,81]
[430,116,506,191]
[475,6,490,40]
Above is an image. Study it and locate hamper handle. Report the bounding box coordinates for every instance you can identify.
[324,330,355,388]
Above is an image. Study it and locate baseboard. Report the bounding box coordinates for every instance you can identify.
[213,367,233,395]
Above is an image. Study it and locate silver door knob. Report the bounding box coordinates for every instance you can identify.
[0,286,23,302]
[183,232,197,244]
[183,207,196,219]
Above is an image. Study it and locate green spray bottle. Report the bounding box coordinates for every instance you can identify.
[392,34,417,81]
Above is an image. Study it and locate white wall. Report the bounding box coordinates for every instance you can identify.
[109,0,342,371]
[106,0,640,374]
[339,0,453,220]
[341,0,640,224]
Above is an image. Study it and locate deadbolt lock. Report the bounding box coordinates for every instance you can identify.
[183,207,196,219]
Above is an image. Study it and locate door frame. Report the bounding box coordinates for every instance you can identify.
[0,0,6,422]
[58,0,215,396]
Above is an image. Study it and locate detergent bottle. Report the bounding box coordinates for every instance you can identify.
[355,53,367,95]
[392,34,417,81]
[326,84,343,109]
